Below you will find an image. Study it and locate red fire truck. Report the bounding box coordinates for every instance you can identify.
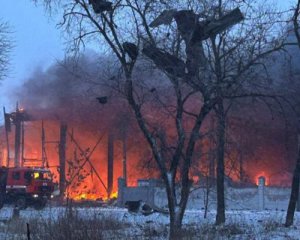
[0,167,55,209]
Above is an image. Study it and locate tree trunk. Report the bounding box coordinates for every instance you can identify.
[209,118,215,180]
[59,123,67,200]
[164,172,189,240]
[107,133,114,198]
[204,175,210,219]
[215,102,226,225]
[285,134,300,227]
[169,209,182,240]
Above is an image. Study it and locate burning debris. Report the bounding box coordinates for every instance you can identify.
[88,0,113,13]
[96,96,108,104]
[142,45,186,78]
[150,8,244,41]
[122,42,139,61]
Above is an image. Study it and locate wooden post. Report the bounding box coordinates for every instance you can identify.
[258,176,265,210]
[26,223,31,240]
[117,177,126,207]
[239,154,244,183]
[107,133,114,198]
[59,123,67,200]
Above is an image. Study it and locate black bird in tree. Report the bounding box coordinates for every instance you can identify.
[96,96,108,104]
[123,42,138,61]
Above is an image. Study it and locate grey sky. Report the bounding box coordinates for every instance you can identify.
[0,1,63,110]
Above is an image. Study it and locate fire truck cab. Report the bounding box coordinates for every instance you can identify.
[0,167,55,209]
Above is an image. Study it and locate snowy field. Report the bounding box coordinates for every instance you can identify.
[0,206,299,239]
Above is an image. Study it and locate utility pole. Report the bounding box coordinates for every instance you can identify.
[3,107,11,167]
[41,121,46,168]
[297,134,300,212]
[122,136,127,186]
[4,105,30,167]
[14,104,21,167]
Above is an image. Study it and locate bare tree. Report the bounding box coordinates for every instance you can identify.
[0,20,11,81]
[182,0,287,224]
[35,1,235,236]
[285,0,300,227]
[285,130,300,227]
[35,0,286,237]
[294,0,300,47]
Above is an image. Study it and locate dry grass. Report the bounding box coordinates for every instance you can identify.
[0,208,295,240]
[0,208,130,240]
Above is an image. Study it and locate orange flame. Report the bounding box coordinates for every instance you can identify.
[72,191,118,201]
[73,193,99,201]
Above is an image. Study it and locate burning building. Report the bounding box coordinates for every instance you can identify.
[0,53,297,202]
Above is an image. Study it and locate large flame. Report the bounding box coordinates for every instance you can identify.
[0,117,155,200]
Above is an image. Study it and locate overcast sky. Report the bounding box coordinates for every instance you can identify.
[0,1,64,111]
[0,0,294,113]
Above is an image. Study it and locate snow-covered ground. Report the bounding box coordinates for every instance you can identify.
[0,206,299,239]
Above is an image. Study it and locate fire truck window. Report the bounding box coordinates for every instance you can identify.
[24,172,32,181]
[43,172,52,180]
[12,172,20,180]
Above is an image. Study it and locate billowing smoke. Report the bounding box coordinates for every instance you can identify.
[15,53,114,128]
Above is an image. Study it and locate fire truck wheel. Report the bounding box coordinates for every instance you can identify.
[0,195,4,209]
[15,197,27,210]
[33,199,47,210]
